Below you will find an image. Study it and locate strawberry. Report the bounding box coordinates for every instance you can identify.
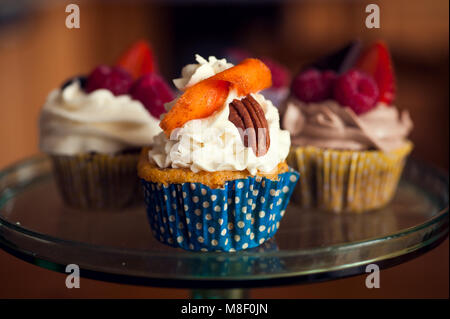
[116,40,157,79]
[356,41,395,104]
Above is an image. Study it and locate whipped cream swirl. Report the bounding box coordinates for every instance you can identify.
[40,81,161,155]
[282,98,413,152]
[173,55,233,91]
[149,56,291,175]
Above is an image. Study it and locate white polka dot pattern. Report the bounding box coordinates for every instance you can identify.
[140,169,299,252]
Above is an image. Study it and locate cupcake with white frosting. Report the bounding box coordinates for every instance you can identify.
[138,55,299,251]
[282,40,413,213]
[39,41,174,209]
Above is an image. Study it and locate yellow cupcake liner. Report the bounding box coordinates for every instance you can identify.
[287,142,413,213]
[50,152,141,209]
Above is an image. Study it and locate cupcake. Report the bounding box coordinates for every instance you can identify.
[39,41,174,209]
[138,55,299,251]
[282,40,413,213]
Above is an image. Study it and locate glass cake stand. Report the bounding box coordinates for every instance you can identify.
[0,155,448,298]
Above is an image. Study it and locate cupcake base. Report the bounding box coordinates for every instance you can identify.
[141,170,299,252]
[50,152,142,209]
[287,143,413,213]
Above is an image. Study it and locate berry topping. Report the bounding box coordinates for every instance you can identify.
[116,40,157,79]
[333,69,379,115]
[260,57,291,89]
[356,41,395,104]
[309,40,362,74]
[291,69,337,103]
[322,70,338,91]
[130,73,175,119]
[85,65,133,96]
[61,75,86,90]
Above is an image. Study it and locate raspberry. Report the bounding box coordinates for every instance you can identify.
[85,65,133,96]
[130,73,174,119]
[261,58,291,89]
[291,69,337,103]
[333,69,379,114]
[322,70,338,91]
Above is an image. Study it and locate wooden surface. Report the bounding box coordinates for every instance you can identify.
[0,0,448,298]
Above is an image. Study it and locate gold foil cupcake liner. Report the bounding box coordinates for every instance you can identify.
[50,152,141,209]
[287,143,413,213]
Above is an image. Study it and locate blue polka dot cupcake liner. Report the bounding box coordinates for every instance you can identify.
[141,169,299,252]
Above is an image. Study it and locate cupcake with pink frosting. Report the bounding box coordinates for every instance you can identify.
[282,40,413,213]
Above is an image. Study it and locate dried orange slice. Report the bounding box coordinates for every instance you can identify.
[160,58,271,136]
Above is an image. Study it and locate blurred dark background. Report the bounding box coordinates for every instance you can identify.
[0,0,448,169]
[0,0,448,298]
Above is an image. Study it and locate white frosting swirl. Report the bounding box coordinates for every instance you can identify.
[149,56,291,175]
[39,81,161,155]
[173,55,233,91]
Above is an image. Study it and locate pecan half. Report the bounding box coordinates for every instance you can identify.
[228,95,270,156]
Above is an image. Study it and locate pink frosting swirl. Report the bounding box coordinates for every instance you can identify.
[281,98,413,152]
